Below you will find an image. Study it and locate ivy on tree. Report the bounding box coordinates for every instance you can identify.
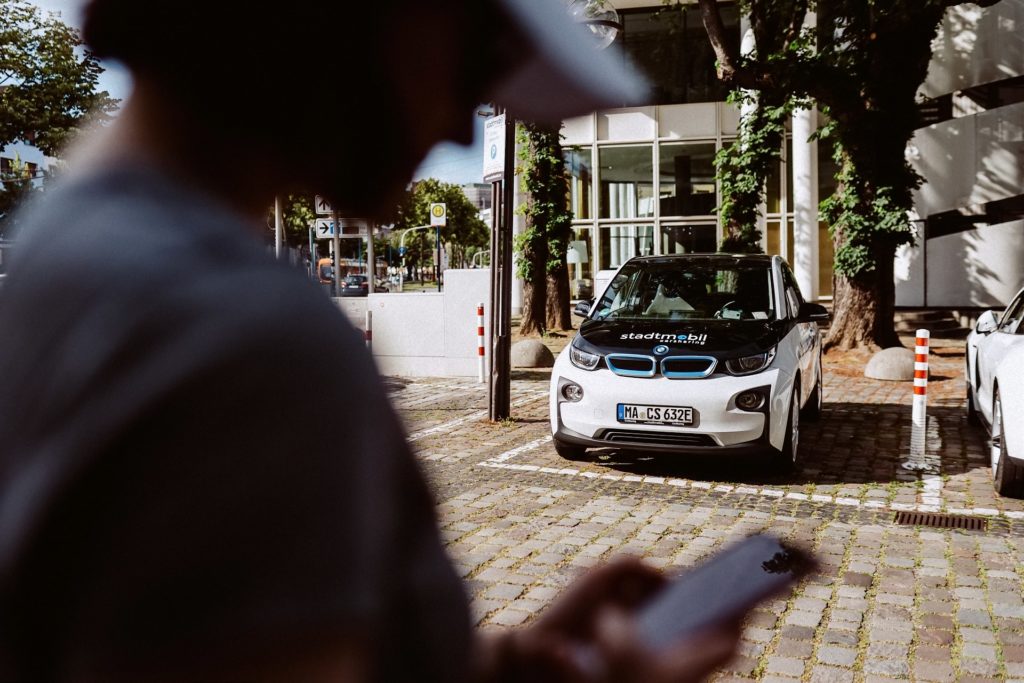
[515,122,574,337]
[693,0,998,350]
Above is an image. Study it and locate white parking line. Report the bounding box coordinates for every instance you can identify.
[406,391,547,443]
[476,441,1024,523]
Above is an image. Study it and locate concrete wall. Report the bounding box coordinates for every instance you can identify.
[334,268,491,377]
[921,0,1024,99]
[896,219,1024,307]
[911,101,1024,218]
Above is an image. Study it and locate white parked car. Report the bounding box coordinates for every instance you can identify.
[966,286,1024,497]
[549,254,829,471]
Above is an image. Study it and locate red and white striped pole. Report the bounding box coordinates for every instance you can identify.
[365,309,372,351]
[904,329,932,471]
[477,302,485,383]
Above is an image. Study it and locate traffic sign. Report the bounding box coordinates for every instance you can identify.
[399,246,407,257]
[314,195,333,215]
[430,202,447,227]
[314,218,335,239]
[483,114,506,182]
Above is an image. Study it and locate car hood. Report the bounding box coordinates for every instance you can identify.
[577,318,792,358]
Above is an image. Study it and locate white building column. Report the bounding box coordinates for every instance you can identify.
[792,106,819,300]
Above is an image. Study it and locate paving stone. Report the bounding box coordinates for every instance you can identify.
[863,657,910,677]
[913,660,958,682]
[959,656,1000,676]
[765,656,806,677]
[817,645,858,667]
[776,639,814,658]
[809,665,855,683]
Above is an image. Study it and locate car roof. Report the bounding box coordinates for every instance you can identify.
[626,253,775,265]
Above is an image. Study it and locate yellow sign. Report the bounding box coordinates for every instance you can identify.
[430,202,447,226]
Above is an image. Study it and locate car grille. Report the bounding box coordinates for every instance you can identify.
[600,430,717,447]
[605,354,657,377]
[604,354,717,379]
[662,356,717,379]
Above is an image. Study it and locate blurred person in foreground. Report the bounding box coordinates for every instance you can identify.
[0,1,743,680]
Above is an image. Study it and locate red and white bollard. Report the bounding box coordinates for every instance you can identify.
[477,303,486,383]
[903,329,933,471]
[365,309,372,351]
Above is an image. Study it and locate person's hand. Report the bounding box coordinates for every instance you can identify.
[472,556,741,683]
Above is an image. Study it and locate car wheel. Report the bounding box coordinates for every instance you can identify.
[966,361,980,426]
[801,356,823,422]
[553,438,587,461]
[992,390,1024,497]
[771,379,800,473]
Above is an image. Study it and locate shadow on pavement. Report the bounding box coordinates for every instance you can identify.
[562,404,989,488]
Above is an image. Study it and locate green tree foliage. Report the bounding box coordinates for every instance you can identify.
[515,122,574,336]
[0,1,118,157]
[695,0,997,349]
[271,195,316,248]
[390,178,489,271]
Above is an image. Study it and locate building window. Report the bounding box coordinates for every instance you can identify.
[661,223,717,254]
[659,142,717,217]
[564,147,593,220]
[599,224,654,270]
[568,227,594,298]
[599,145,654,219]
[615,4,739,106]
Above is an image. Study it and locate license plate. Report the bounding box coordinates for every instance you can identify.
[617,403,694,426]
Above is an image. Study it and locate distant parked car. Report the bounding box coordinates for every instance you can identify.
[966,286,1024,497]
[339,274,388,296]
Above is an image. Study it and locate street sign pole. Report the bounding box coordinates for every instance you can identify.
[331,209,341,297]
[435,226,441,292]
[488,107,513,421]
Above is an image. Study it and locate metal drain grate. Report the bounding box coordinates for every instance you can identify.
[893,511,988,531]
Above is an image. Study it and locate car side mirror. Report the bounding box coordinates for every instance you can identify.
[976,309,998,334]
[574,299,594,318]
[798,302,830,323]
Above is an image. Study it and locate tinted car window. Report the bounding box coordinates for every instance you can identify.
[999,295,1024,334]
[592,260,775,322]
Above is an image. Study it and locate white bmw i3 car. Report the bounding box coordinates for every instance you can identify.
[549,254,829,470]
[965,286,1024,497]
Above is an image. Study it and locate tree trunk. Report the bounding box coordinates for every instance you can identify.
[824,238,902,351]
[520,277,547,336]
[546,262,572,331]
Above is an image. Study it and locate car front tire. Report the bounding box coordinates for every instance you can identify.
[993,390,1024,498]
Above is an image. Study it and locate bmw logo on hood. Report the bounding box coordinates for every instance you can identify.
[653,344,670,355]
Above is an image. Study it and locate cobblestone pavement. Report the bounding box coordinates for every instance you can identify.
[385,338,1024,682]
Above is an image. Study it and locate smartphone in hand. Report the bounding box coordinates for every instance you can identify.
[637,533,817,651]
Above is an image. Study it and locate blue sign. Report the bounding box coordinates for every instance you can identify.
[399,246,407,257]
[490,144,497,160]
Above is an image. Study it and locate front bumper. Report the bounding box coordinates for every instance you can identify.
[550,352,793,454]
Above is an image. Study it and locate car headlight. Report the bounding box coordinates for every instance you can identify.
[725,347,777,376]
[569,339,601,371]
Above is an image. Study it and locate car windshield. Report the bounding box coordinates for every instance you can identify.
[345,276,366,285]
[591,259,776,322]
